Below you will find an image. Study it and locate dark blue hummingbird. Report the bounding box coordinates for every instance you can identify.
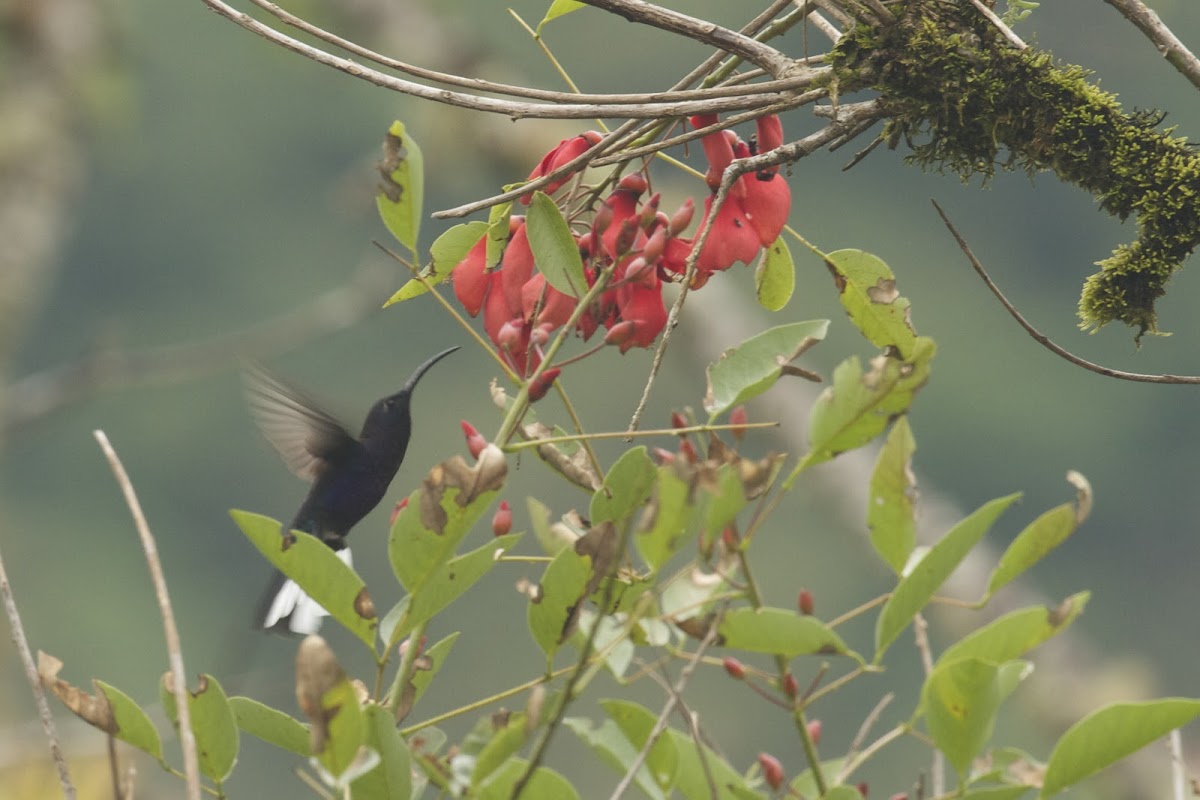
[244,346,459,634]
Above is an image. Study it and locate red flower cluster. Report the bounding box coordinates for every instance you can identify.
[450,115,790,381]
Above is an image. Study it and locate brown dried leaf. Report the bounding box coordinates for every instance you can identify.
[574,521,619,600]
[419,444,508,534]
[37,651,115,733]
[295,635,345,754]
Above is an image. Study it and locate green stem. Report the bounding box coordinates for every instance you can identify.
[384,621,428,716]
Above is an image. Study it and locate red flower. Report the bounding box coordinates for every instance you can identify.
[521,131,603,203]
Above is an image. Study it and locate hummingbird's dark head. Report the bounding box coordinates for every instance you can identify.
[360,346,460,443]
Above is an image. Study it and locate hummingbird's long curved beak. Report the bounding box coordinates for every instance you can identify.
[398,346,460,396]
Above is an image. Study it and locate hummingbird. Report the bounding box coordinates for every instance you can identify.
[244,346,459,634]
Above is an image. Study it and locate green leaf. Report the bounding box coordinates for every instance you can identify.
[793,337,936,478]
[824,249,918,358]
[667,729,763,800]
[574,610,635,678]
[476,758,580,800]
[528,544,591,662]
[591,446,656,527]
[635,466,699,572]
[699,464,748,552]
[537,0,586,33]
[820,788,866,800]
[1041,699,1200,797]
[186,674,239,785]
[659,565,725,623]
[385,221,487,306]
[389,533,522,648]
[486,200,513,269]
[410,632,460,710]
[229,696,309,757]
[938,593,1089,668]
[789,758,845,796]
[703,321,829,417]
[601,699,678,791]
[351,704,413,800]
[528,497,575,556]
[231,510,377,649]
[962,788,1033,800]
[922,658,1001,779]
[755,237,794,311]
[565,716,665,800]
[718,607,851,658]
[388,452,507,601]
[316,678,367,781]
[376,120,425,256]
[96,681,163,763]
[526,191,588,297]
[472,713,530,786]
[985,505,1078,600]
[868,416,918,574]
[875,493,1020,659]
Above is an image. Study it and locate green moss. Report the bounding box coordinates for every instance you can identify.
[831,0,1200,338]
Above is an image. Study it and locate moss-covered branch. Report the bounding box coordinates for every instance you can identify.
[831,0,1200,338]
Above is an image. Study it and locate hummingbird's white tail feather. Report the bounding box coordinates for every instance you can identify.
[260,548,353,635]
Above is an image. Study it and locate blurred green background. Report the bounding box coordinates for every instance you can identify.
[2,0,1199,796]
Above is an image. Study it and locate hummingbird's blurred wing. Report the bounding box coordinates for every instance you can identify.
[242,363,359,482]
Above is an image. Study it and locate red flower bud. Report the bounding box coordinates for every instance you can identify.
[798,588,815,616]
[497,319,524,350]
[782,673,799,698]
[639,192,661,231]
[857,782,869,798]
[624,256,654,288]
[461,420,487,460]
[806,719,822,745]
[390,497,408,527]
[651,447,675,465]
[757,753,785,791]
[678,439,698,464]
[528,368,561,402]
[492,500,512,537]
[617,172,648,195]
[669,198,695,236]
[670,411,689,431]
[721,526,739,549]
[612,218,639,257]
[730,405,748,440]
[604,320,637,351]
[722,657,746,680]
[592,201,614,237]
[641,226,667,266]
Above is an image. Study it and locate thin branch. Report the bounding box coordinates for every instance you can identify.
[93,431,201,800]
[968,0,1027,49]
[932,199,1200,384]
[0,541,75,798]
[580,0,798,79]
[837,693,894,783]
[201,0,812,119]
[246,0,811,106]
[1102,0,1200,91]
[609,619,722,799]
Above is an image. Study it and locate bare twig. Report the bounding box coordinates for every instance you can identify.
[913,613,943,797]
[0,541,75,798]
[609,619,722,799]
[93,431,201,800]
[1169,729,1186,800]
[837,693,894,783]
[932,199,1200,384]
[968,0,1027,49]
[1102,0,1200,91]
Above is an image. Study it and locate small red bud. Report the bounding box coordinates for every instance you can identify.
[651,447,676,465]
[729,405,748,440]
[617,172,648,194]
[857,782,868,798]
[670,411,689,431]
[806,719,822,745]
[390,497,408,527]
[721,526,738,549]
[757,753,785,791]
[497,320,524,350]
[604,320,636,350]
[592,202,614,237]
[624,256,654,287]
[639,192,661,231]
[613,218,639,257]
[798,588,815,616]
[642,227,667,266]
[888,794,908,800]
[782,673,799,698]
[722,657,745,680]
[669,198,695,236]
[492,500,512,537]
[678,439,698,463]
[529,324,551,347]
[461,420,487,460]
[528,368,561,402]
